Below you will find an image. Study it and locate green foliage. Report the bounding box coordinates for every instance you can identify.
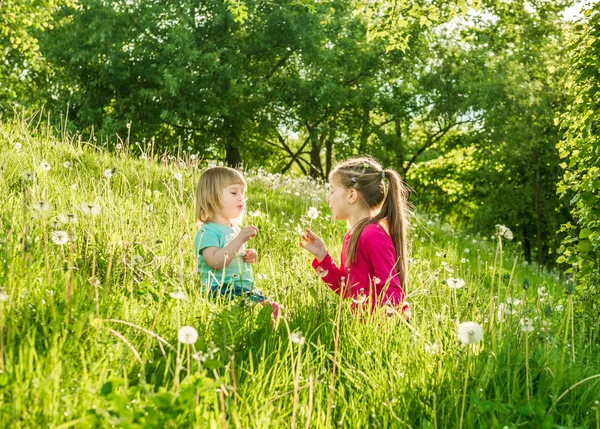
[0,0,75,108]
[556,5,600,297]
[406,0,573,266]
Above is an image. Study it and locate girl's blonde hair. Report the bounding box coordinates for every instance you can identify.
[330,156,411,287]
[195,166,246,223]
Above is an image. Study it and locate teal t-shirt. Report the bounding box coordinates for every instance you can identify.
[194,222,254,294]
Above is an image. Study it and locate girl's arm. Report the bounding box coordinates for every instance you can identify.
[311,253,349,296]
[202,226,257,270]
[300,229,349,296]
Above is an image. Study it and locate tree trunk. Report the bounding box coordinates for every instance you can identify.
[359,108,370,154]
[523,226,532,262]
[224,116,241,167]
[325,130,334,178]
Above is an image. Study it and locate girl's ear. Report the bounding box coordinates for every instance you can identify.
[348,189,358,204]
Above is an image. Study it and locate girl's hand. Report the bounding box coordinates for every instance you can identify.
[300,228,327,262]
[242,248,258,264]
[239,225,258,243]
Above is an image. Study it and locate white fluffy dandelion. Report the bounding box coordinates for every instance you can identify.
[51,231,69,245]
[79,203,101,216]
[33,201,52,213]
[457,322,484,344]
[178,326,198,344]
[22,170,35,181]
[39,160,51,171]
[307,207,319,220]
[174,172,183,182]
[495,224,514,240]
[59,213,78,224]
[290,331,305,346]
[447,278,465,289]
[169,291,186,300]
[520,317,535,333]
[103,168,115,179]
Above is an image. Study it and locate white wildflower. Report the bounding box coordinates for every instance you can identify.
[103,168,115,179]
[307,207,319,220]
[33,201,52,213]
[177,326,198,344]
[457,322,484,344]
[51,231,69,245]
[496,224,514,240]
[520,317,534,333]
[447,278,465,289]
[22,170,35,181]
[174,172,183,182]
[290,331,305,346]
[63,161,72,169]
[169,291,186,300]
[464,248,470,254]
[79,203,101,216]
[39,160,51,171]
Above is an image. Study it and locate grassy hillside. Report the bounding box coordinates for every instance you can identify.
[0,115,598,428]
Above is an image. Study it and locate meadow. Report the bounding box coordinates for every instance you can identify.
[0,115,598,428]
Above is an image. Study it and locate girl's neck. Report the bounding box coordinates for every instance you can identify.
[347,207,375,230]
[210,213,233,227]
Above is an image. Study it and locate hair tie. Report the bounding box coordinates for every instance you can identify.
[351,177,357,183]
[381,170,385,179]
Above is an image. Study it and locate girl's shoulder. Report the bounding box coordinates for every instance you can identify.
[359,222,391,242]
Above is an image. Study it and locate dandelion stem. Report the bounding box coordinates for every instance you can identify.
[291,342,302,429]
[459,348,470,429]
[525,330,530,402]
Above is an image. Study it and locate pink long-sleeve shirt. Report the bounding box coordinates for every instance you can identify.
[312,223,408,313]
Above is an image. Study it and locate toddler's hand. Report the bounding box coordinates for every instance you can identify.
[242,248,258,264]
[239,225,258,242]
[300,228,327,262]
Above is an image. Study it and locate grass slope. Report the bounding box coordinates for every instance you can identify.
[0,115,598,428]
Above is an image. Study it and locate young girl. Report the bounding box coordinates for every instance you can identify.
[195,166,278,316]
[300,157,410,315]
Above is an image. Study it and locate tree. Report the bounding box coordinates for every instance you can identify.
[556,4,600,287]
[404,0,573,265]
[0,0,74,110]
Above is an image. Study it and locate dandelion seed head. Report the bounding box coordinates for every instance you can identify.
[177,326,198,344]
[51,231,69,245]
[290,331,305,346]
[33,201,52,213]
[307,207,319,219]
[39,160,51,171]
[22,170,35,181]
[79,203,100,215]
[447,278,465,289]
[457,322,483,344]
[169,291,186,300]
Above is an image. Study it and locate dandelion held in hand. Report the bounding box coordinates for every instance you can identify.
[178,326,198,344]
[457,322,483,344]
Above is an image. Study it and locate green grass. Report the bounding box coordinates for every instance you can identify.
[0,114,599,428]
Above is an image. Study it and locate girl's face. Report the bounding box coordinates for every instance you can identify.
[327,176,352,220]
[217,184,246,221]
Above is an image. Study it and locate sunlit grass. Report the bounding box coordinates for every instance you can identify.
[0,115,598,428]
